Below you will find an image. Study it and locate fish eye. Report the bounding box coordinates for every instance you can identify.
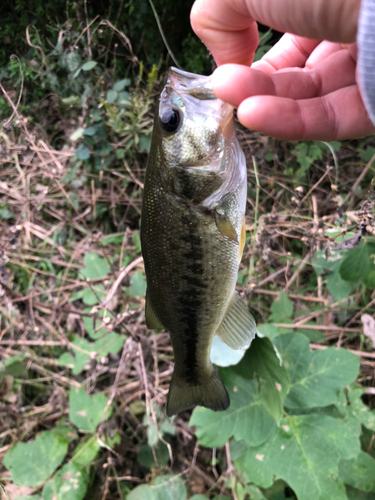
[160,108,181,134]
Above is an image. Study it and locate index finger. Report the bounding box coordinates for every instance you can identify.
[191,0,259,65]
[191,0,360,66]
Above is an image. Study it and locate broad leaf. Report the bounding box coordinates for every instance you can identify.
[69,284,106,305]
[126,272,147,297]
[339,239,375,287]
[113,78,131,91]
[69,387,110,432]
[269,291,293,322]
[313,249,348,275]
[4,429,70,486]
[233,336,290,421]
[58,337,92,374]
[273,332,359,408]
[235,413,361,500]
[336,387,375,431]
[80,253,110,280]
[93,332,125,357]
[339,451,375,492]
[81,61,97,70]
[42,462,88,500]
[327,271,353,302]
[58,332,125,375]
[190,368,277,448]
[127,475,187,500]
[71,436,101,467]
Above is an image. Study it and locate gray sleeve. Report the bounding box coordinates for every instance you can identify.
[357,0,375,125]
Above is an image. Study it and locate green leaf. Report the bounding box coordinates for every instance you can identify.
[61,95,81,106]
[69,128,85,141]
[338,387,375,431]
[117,91,130,107]
[83,127,96,136]
[137,442,170,468]
[256,324,281,340]
[75,144,90,160]
[126,272,146,297]
[339,240,375,287]
[360,146,375,162]
[81,61,97,71]
[69,386,110,432]
[127,476,187,500]
[93,332,125,357]
[80,253,110,280]
[113,78,131,91]
[235,413,361,500]
[0,353,27,377]
[269,292,293,322]
[346,486,375,499]
[0,207,14,219]
[4,429,69,486]
[312,249,347,275]
[327,272,353,302]
[139,135,151,153]
[190,496,208,500]
[106,89,118,103]
[233,336,290,421]
[42,462,88,500]
[273,332,359,408]
[71,436,101,467]
[116,148,125,159]
[210,335,246,367]
[69,284,106,305]
[128,485,158,500]
[339,451,375,492]
[82,309,109,339]
[190,368,277,448]
[58,337,92,374]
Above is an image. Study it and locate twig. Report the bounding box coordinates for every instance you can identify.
[102,256,143,307]
[147,0,181,68]
[310,343,375,359]
[274,323,362,333]
[284,251,312,291]
[254,289,326,303]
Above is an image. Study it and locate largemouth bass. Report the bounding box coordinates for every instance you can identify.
[141,67,256,416]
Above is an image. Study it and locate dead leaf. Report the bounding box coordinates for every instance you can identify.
[361,314,375,348]
[4,482,37,499]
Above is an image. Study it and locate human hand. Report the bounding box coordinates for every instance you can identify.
[191,0,375,140]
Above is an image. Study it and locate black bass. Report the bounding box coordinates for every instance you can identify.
[141,67,256,416]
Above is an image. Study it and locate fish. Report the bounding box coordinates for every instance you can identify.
[140,67,256,417]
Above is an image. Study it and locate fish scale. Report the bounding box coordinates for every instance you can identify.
[141,67,256,416]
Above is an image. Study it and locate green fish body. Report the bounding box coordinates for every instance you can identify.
[141,67,256,416]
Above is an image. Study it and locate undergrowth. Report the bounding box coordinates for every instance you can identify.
[1,12,375,500]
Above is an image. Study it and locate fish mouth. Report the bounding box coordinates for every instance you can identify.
[168,67,215,100]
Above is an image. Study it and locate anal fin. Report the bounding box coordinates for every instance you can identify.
[217,293,256,350]
[145,291,164,330]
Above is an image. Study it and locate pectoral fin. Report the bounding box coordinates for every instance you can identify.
[214,211,238,243]
[217,293,256,350]
[145,291,164,330]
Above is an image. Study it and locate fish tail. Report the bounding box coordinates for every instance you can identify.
[166,370,229,417]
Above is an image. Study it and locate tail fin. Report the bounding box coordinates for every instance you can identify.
[166,370,229,417]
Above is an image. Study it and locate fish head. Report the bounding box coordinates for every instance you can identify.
[157,67,234,170]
